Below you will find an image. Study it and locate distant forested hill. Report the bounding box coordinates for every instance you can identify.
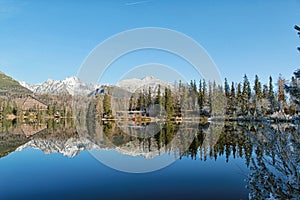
[0,72,31,98]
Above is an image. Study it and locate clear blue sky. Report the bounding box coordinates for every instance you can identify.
[0,0,299,86]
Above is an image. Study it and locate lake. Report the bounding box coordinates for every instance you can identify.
[0,120,299,200]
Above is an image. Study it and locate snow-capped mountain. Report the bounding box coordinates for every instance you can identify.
[20,77,98,96]
[20,76,172,96]
[19,81,33,91]
[15,136,163,159]
[117,76,172,93]
[16,137,101,157]
[89,76,172,97]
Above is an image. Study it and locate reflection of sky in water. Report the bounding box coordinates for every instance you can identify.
[0,148,250,200]
[90,149,177,173]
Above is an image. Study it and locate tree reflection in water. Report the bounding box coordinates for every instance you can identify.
[1,119,300,198]
[246,122,300,199]
[99,121,300,198]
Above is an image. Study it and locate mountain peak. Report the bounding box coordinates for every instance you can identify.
[65,76,80,81]
[18,75,172,96]
[117,76,172,93]
[20,77,98,96]
[45,78,54,83]
[142,76,155,81]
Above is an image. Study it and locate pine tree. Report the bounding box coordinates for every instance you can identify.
[190,80,194,91]
[155,85,161,105]
[193,80,197,93]
[237,83,243,115]
[179,80,183,91]
[253,75,262,116]
[242,75,251,115]
[229,82,236,116]
[147,86,152,106]
[286,71,300,115]
[164,87,174,119]
[243,75,251,101]
[208,82,213,114]
[261,84,269,116]
[188,80,197,93]
[268,76,277,113]
[103,93,112,116]
[173,91,181,117]
[295,25,300,52]
[284,25,300,115]
[137,91,145,111]
[202,80,207,108]
[188,80,197,110]
[269,76,274,97]
[181,85,189,111]
[262,84,268,99]
[224,78,230,97]
[277,75,286,109]
[224,78,230,115]
[288,76,298,113]
[198,80,203,109]
[291,76,297,87]
[253,75,262,101]
[129,95,134,111]
[154,84,164,116]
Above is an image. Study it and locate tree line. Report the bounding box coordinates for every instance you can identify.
[0,96,73,123]
[96,72,298,120]
[96,25,300,120]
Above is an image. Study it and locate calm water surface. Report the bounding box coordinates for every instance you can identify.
[0,120,298,200]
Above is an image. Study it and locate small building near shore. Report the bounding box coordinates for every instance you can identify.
[14,95,48,111]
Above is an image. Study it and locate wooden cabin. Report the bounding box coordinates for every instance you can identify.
[11,124,47,137]
[14,95,48,111]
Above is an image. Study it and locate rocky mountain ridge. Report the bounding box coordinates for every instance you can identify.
[20,77,99,96]
[20,76,171,96]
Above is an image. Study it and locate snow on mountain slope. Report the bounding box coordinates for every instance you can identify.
[20,77,98,96]
[16,137,101,158]
[19,81,33,91]
[20,76,172,96]
[117,76,172,93]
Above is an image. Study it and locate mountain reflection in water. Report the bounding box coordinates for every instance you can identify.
[0,119,299,199]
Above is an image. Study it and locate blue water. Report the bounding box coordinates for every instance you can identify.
[0,148,249,200]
